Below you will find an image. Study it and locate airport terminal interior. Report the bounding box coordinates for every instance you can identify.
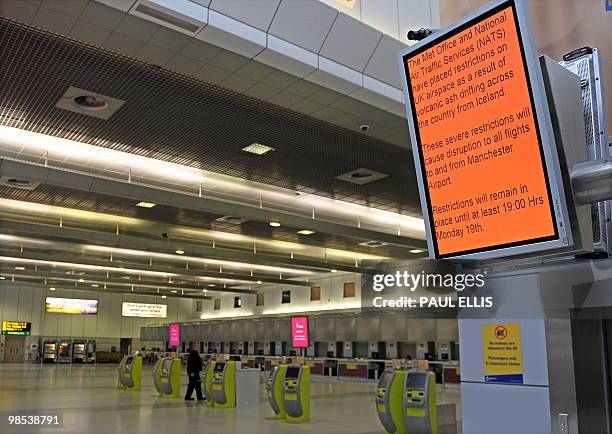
[0,1,611,433]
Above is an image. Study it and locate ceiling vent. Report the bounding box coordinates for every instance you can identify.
[215,216,248,225]
[335,168,388,185]
[358,240,389,248]
[130,0,208,36]
[0,176,40,190]
[55,86,125,120]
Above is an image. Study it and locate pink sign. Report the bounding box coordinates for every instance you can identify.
[291,316,309,348]
[169,323,180,347]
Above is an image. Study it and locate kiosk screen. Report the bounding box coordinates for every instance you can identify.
[285,367,300,378]
[406,373,427,390]
[214,362,225,372]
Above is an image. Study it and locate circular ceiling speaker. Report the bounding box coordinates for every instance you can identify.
[73,95,109,112]
[350,171,375,180]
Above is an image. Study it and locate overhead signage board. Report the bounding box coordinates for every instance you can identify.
[399,0,571,260]
[121,302,167,318]
[482,323,523,383]
[45,297,98,315]
[291,316,309,348]
[1,321,31,336]
[169,323,180,347]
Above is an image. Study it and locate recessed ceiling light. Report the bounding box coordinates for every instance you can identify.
[14,266,25,270]
[269,221,281,227]
[256,280,263,284]
[209,284,216,287]
[171,290,178,293]
[242,143,274,155]
[331,269,338,273]
[409,249,425,254]
[359,240,389,248]
[297,229,315,235]
[175,249,185,255]
[49,287,56,291]
[0,276,5,280]
[161,295,167,299]
[136,201,157,208]
[91,284,99,287]
[78,278,85,282]
[202,289,207,293]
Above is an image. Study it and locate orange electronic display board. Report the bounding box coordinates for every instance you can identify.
[400,0,570,259]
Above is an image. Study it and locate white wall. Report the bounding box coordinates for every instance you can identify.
[0,284,191,341]
[319,0,440,44]
[195,272,361,320]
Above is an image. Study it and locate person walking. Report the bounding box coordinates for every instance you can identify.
[185,345,204,401]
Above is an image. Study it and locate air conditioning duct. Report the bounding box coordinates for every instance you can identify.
[130,0,208,36]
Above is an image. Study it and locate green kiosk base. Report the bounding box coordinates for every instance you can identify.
[118,355,142,392]
[153,357,181,398]
[282,365,310,424]
[375,369,437,434]
[210,360,236,409]
[265,364,288,420]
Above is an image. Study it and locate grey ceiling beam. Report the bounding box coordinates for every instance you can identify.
[0,219,361,273]
[0,159,427,249]
[0,250,313,288]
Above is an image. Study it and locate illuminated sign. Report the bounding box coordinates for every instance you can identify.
[1,321,31,336]
[291,316,309,348]
[121,302,167,318]
[45,297,98,315]
[169,323,180,347]
[400,0,570,260]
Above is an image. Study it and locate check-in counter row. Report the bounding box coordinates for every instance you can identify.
[201,354,460,384]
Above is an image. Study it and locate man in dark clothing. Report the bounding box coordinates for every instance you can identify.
[185,347,204,401]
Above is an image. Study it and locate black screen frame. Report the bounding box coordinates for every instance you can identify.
[401,0,559,259]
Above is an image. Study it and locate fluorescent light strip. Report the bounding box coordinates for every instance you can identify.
[0,199,389,261]
[0,125,425,238]
[82,245,315,276]
[0,255,176,278]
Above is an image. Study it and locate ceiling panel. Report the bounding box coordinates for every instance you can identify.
[209,0,281,32]
[268,0,338,53]
[319,12,382,72]
[0,17,420,213]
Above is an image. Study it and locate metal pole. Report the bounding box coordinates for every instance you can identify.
[571,158,612,205]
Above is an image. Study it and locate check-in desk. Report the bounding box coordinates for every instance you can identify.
[241,357,254,368]
[442,362,460,384]
[323,359,338,376]
[304,360,324,375]
[338,361,369,380]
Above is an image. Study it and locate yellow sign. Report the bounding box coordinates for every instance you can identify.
[482,323,523,383]
[345,363,357,370]
[2,321,31,336]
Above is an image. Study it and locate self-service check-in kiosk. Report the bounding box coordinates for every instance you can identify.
[404,370,437,434]
[282,365,310,423]
[118,355,142,391]
[153,357,181,398]
[265,364,288,420]
[211,360,236,408]
[203,360,214,406]
[376,369,407,434]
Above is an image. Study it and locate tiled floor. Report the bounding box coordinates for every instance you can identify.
[0,364,461,433]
